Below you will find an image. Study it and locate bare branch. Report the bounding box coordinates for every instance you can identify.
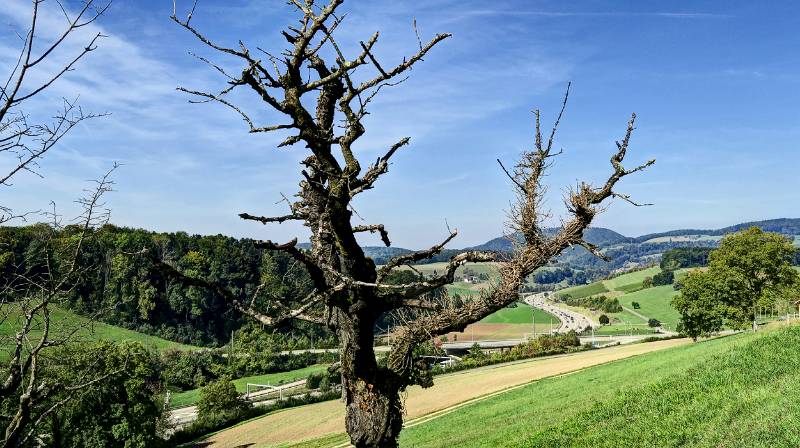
[353,224,391,247]
[239,212,302,224]
[378,229,458,280]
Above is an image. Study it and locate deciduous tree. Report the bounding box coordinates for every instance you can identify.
[673,227,799,338]
[167,1,653,445]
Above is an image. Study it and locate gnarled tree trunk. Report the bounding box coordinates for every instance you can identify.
[170,1,653,445]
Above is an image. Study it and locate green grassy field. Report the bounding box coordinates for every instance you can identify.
[480,303,558,325]
[169,364,330,409]
[556,282,608,300]
[0,304,198,360]
[602,266,660,291]
[397,329,776,447]
[616,285,681,329]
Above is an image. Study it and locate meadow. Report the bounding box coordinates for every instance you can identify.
[615,285,681,329]
[398,329,776,447]
[601,266,660,291]
[480,303,557,325]
[556,282,609,300]
[0,304,198,361]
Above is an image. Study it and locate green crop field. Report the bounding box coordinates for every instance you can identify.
[557,282,608,300]
[398,329,785,447]
[0,304,198,361]
[480,303,558,325]
[169,364,329,409]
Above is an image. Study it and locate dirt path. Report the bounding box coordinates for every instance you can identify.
[200,338,692,448]
[621,305,650,323]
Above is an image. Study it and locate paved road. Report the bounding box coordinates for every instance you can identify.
[278,346,390,355]
[169,379,308,427]
[523,293,595,333]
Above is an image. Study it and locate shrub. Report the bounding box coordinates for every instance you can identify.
[306,372,324,389]
[642,277,653,288]
[648,318,661,328]
[599,315,610,325]
[632,301,640,309]
[197,377,250,423]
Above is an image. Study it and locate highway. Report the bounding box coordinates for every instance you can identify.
[523,292,595,333]
[169,378,308,427]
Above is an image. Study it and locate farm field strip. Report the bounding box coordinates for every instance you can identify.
[200,338,693,447]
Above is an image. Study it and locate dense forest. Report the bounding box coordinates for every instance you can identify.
[0,224,324,347]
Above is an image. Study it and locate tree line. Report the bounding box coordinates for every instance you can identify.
[0,224,328,347]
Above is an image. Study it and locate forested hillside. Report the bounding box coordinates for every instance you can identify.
[0,224,320,347]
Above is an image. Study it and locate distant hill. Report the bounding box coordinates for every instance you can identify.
[468,227,631,252]
[312,218,800,272]
[633,218,800,243]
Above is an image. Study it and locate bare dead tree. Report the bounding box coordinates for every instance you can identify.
[170,1,653,446]
[0,166,119,448]
[0,1,115,446]
[0,0,110,224]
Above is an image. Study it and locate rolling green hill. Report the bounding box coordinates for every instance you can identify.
[399,327,795,447]
[616,285,681,329]
[556,282,609,300]
[0,304,198,360]
[602,266,660,291]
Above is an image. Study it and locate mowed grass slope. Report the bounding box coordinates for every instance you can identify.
[0,304,198,360]
[529,326,800,447]
[398,330,770,447]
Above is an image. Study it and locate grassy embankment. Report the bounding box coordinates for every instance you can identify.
[169,364,329,409]
[399,326,797,447]
[0,304,198,361]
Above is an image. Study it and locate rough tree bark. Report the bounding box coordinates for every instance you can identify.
[169,1,654,446]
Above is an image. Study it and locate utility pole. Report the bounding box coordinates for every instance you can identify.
[229,329,234,366]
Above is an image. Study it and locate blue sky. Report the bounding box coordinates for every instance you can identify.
[1,0,798,248]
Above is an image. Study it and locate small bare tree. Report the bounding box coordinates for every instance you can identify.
[0,1,116,446]
[170,1,653,446]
